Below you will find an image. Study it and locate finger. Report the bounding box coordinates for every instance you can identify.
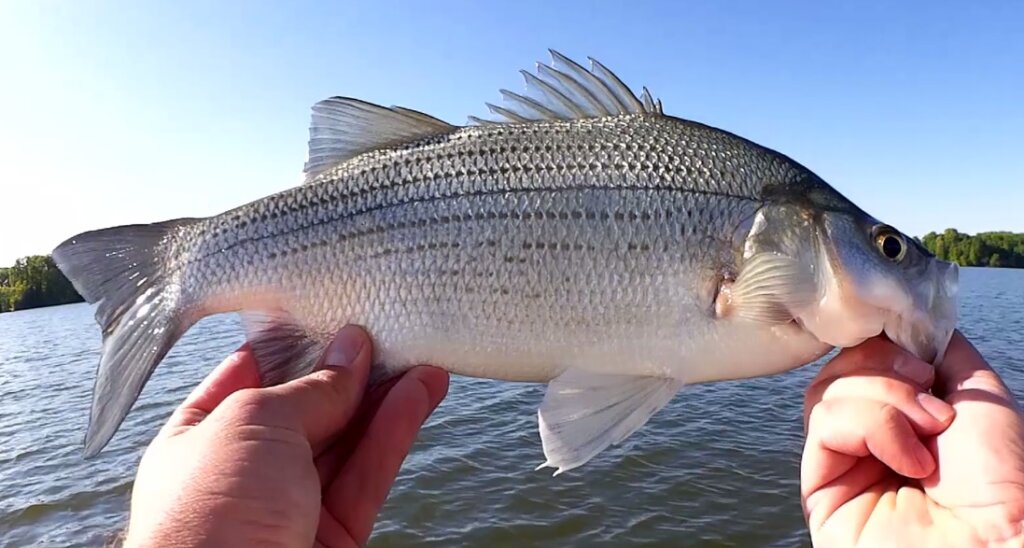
[805,337,938,427]
[258,325,372,449]
[919,331,1024,506]
[318,366,449,546]
[314,373,405,482]
[813,336,937,392]
[816,375,955,436]
[801,397,930,529]
[802,453,889,530]
[161,343,262,434]
[934,330,1016,404]
[807,397,935,482]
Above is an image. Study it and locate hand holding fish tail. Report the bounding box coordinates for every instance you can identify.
[124,325,449,548]
[801,332,1024,547]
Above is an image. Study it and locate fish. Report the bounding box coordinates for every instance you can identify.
[53,50,959,474]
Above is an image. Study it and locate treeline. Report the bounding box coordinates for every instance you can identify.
[919,229,1024,268]
[0,255,84,312]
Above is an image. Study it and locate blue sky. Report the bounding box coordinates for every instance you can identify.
[1,1,1021,266]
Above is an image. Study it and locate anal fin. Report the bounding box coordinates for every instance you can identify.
[537,369,684,476]
[242,311,330,386]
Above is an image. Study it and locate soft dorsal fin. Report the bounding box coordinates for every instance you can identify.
[303,97,457,183]
[468,49,664,125]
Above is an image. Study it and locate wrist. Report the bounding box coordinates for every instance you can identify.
[124,489,317,548]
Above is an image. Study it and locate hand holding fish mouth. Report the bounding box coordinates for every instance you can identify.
[123,325,449,548]
[801,332,1024,547]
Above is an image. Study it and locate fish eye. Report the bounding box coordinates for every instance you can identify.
[874,228,906,261]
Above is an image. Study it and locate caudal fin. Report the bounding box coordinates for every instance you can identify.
[53,218,200,457]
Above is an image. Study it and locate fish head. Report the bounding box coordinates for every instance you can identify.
[810,211,959,364]
[745,179,959,365]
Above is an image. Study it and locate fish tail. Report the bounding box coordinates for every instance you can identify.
[53,218,202,457]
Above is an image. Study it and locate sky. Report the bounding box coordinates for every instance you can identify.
[0,1,1021,266]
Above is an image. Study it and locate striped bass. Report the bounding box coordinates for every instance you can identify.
[54,51,958,474]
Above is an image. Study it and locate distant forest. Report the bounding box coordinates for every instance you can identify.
[0,255,83,312]
[0,228,1021,312]
[919,229,1024,268]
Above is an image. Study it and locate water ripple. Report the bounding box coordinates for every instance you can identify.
[0,268,1021,545]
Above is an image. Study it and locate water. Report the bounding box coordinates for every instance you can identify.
[1,268,1021,547]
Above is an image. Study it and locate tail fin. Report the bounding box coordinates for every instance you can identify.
[53,218,200,457]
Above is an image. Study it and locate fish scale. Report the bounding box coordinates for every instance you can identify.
[54,51,957,474]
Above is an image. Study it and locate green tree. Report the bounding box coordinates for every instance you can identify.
[0,255,84,313]
[920,229,1024,269]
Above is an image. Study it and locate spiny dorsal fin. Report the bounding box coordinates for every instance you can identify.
[468,50,664,125]
[303,97,457,183]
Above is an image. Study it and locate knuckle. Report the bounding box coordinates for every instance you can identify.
[806,398,837,432]
[223,388,278,422]
[874,403,905,431]
[878,376,918,400]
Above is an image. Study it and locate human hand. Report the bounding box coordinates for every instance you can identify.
[124,325,449,547]
[801,331,1024,547]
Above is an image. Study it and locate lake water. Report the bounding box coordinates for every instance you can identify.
[1,267,1021,546]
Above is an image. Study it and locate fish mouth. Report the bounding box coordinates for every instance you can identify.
[883,259,959,365]
[931,326,955,366]
[930,260,959,365]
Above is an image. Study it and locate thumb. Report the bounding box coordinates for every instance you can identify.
[934,330,1017,406]
[161,343,263,435]
[261,325,372,449]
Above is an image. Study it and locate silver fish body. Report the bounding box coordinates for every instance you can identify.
[189,114,826,382]
[54,52,958,472]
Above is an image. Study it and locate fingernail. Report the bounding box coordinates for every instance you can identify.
[894,355,934,386]
[324,326,365,368]
[917,392,955,424]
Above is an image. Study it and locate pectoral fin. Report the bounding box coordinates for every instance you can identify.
[719,253,816,323]
[537,369,684,476]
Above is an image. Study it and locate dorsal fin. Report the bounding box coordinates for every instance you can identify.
[303,97,457,183]
[468,50,663,125]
